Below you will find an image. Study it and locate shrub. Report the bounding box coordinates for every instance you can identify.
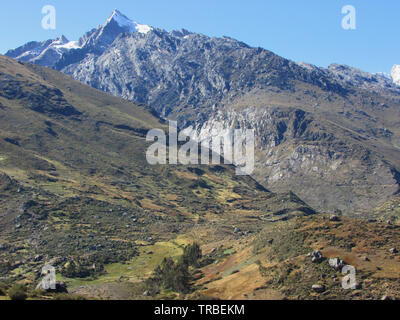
[182,243,202,267]
[61,260,102,278]
[0,262,11,276]
[8,284,27,301]
[147,243,203,294]
[151,258,191,293]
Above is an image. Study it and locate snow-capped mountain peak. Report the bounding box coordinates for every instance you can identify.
[51,35,81,50]
[5,9,154,68]
[5,35,82,68]
[106,9,134,30]
[52,35,69,45]
[106,9,153,34]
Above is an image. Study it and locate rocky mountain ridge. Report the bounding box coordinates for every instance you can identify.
[5,10,400,214]
[299,62,400,97]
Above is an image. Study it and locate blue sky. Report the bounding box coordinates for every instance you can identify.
[0,0,398,74]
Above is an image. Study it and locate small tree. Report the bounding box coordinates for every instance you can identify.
[62,260,77,278]
[182,243,202,267]
[147,243,203,294]
[8,284,27,301]
[152,257,191,293]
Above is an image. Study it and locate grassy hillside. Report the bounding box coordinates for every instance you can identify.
[194,215,400,300]
[1,55,398,301]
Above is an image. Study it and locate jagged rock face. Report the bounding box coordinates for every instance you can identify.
[59,30,346,119]
[7,10,346,117]
[328,64,397,92]
[298,62,400,97]
[181,107,400,214]
[5,10,400,214]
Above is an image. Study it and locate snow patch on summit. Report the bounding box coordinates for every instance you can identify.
[135,23,153,34]
[107,9,153,34]
[53,40,81,50]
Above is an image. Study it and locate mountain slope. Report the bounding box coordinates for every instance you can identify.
[0,55,316,294]
[1,56,399,301]
[194,214,400,300]
[6,10,400,215]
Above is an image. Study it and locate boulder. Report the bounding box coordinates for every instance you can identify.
[143,290,150,297]
[311,251,324,263]
[330,215,340,222]
[329,258,344,270]
[312,284,326,293]
[33,255,43,262]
